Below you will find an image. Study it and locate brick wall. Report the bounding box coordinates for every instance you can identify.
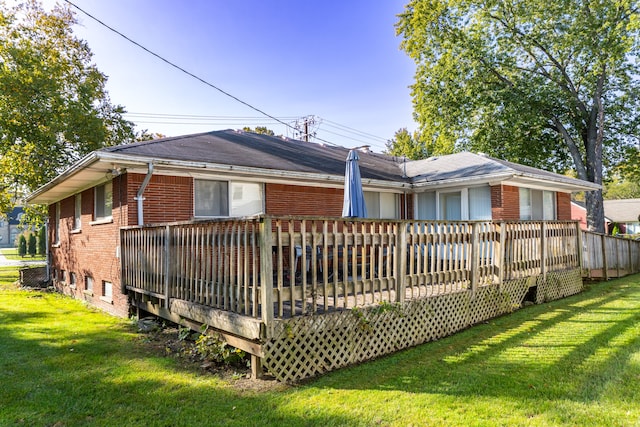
[266,183,344,216]
[127,173,193,224]
[49,175,129,317]
[491,184,520,220]
[556,192,572,220]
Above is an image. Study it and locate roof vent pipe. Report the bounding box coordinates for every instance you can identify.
[135,162,154,225]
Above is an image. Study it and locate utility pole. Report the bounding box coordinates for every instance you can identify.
[291,115,320,142]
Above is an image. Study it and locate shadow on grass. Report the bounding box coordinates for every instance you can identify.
[315,277,640,404]
[0,290,359,427]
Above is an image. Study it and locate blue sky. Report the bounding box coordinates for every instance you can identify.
[46,1,418,152]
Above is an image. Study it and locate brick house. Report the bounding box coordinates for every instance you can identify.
[27,129,599,317]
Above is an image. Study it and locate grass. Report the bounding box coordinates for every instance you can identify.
[1,267,639,427]
[0,247,45,261]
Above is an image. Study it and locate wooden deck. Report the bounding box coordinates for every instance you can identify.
[120,216,640,381]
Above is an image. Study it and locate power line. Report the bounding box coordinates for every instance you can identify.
[62,0,339,147]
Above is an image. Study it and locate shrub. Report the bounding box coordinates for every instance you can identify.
[18,234,27,257]
[27,233,37,257]
[37,226,46,255]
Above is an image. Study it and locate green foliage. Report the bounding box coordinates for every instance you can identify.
[396,0,640,231]
[0,1,135,218]
[37,226,46,255]
[27,232,36,257]
[193,326,247,366]
[604,175,640,199]
[243,126,275,136]
[17,234,26,257]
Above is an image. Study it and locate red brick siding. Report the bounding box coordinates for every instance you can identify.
[556,192,572,220]
[491,184,520,220]
[49,175,129,317]
[127,173,193,224]
[266,183,344,216]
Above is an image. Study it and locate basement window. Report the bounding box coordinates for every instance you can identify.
[100,280,113,304]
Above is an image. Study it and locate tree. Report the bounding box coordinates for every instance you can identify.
[136,130,166,141]
[242,126,275,136]
[396,0,640,232]
[37,225,46,255]
[385,128,427,160]
[0,1,135,217]
[27,232,36,257]
[18,234,26,257]
[603,175,640,199]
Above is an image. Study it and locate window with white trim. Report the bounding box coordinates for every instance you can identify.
[54,202,60,245]
[73,194,82,230]
[364,191,400,219]
[94,182,113,220]
[416,185,492,221]
[194,180,263,217]
[519,188,556,220]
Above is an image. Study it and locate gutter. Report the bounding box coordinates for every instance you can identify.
[135,162,154,225]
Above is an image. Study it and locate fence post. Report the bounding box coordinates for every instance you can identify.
[576,223,584,274]
[396,221,407,304]
[540,222,547,282]
[601,233,609,280]
[163,225,171,308]
[259,216,274,330]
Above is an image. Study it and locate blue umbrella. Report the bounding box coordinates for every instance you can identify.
[342,149,367,218]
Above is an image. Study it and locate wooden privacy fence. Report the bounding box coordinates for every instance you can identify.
[582,231,640,279]
[121,216,583,321]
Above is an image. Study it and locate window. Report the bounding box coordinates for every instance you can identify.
[101,281,113,303]
[364,191,400,219]
[73,194,82,230]
[439,191,462,220]
[416,186,492,221]
[69,272,77,288]
[519,188,556,220]
[60,270,66,283]
[54,202,60,245]
[85,276,94,295]
[95,182,113,220]
[194,180,263,217]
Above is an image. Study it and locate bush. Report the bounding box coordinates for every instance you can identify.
[37,226,46,255]
[28,233,37,257]
[18,234,27,257]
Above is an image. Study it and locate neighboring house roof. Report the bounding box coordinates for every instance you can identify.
[603,199,640,223]
[3,207,23,225]
[27,130,601,205]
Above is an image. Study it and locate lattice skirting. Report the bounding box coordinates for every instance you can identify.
[534,268,583,303]
[262,268,581,383]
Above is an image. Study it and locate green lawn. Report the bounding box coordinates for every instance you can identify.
[0,247,45,261]
[1,267,638,426]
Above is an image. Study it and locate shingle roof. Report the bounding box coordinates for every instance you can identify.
[103,130,406,182]
[603,199,640,223]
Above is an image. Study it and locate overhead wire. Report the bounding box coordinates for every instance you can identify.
[63,0,391,151]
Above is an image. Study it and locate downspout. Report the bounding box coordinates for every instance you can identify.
[135,162,154,226]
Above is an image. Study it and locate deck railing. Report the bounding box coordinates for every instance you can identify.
[120,216,597,322]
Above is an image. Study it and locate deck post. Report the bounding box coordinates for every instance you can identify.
[497,222,506,290]
[259,216,274,332]
[540,222,547,282]
[163,225,171,308]
[470,223,479,292]
[395,221,407,303]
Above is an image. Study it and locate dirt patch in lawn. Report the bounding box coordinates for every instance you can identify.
[134,320,288,393]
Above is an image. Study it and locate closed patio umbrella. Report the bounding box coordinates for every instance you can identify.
[342,149,367,218]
